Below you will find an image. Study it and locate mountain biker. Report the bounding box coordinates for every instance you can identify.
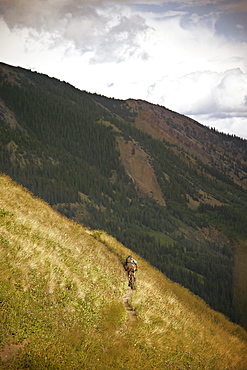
[125,255,138,269]
[124,255,138,286]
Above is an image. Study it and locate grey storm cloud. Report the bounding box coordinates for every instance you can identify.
[1,0,243,28]
[0,0,150,62]
[1,0,246,42]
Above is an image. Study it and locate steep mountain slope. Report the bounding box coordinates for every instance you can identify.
[97,96,247,191]
[0,62,247,328]
[1,174,247,369]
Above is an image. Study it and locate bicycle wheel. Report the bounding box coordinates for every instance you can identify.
[129,272,136,290]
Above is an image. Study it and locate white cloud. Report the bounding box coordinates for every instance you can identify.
[150,68,247,115]
[147,68,247,137]
[195,116,247,139]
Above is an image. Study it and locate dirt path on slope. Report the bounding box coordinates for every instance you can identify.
[0,340,29,362]
[122,285,137,323]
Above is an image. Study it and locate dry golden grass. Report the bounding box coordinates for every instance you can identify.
[91,222,247,369]
[0,174,247,369]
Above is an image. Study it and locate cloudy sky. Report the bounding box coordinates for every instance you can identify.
[0,0,247,138]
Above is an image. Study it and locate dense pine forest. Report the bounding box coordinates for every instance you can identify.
[1,62,247,328]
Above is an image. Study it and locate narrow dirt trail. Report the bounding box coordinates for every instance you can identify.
[122,285,137,322]
[0,340,29,362]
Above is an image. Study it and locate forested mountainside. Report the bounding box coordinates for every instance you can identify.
[0,62,247,328]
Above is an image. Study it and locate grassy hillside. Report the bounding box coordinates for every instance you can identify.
[0,174,247,369]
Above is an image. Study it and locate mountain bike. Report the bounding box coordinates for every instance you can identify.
[128,270,136,290]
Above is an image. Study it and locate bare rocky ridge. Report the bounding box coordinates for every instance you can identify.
[126,99,247,190]
[0,99,22,130]
[118,138,166,205]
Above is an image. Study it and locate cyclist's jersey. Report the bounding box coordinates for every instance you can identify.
[126,262,136,272]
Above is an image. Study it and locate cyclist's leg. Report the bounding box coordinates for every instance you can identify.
[127,270,131,285]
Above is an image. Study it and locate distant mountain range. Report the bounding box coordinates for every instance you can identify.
[0,62,246,328]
